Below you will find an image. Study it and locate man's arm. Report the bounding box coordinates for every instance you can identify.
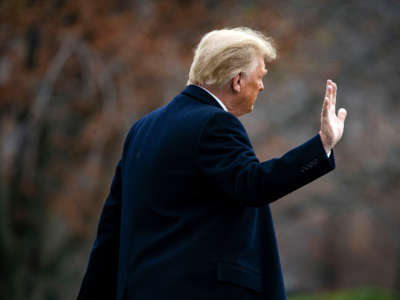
[197,79,346,207]
[77,160,122,300]
[197,112,335,207]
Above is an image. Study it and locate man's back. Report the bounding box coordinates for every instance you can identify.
[117,85,286,299]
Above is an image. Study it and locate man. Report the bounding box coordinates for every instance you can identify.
[77,27,347,300]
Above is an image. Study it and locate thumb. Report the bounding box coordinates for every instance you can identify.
[338,108,347,123]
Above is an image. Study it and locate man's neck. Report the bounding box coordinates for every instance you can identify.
[199,84,244,117]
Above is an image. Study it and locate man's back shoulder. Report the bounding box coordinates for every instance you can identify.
[132,88,230,136]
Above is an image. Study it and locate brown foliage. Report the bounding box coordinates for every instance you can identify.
[1,0,399,299]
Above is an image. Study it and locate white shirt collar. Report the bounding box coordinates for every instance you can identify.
[194,85,228,112]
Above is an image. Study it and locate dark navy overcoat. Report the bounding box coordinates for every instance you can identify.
[77,85,335,300]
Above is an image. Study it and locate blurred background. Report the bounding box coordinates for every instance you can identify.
[0,0,399,299]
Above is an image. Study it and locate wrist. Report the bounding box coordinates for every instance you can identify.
[319,131,332,155]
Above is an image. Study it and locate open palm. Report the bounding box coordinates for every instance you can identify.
[319,79,347,153]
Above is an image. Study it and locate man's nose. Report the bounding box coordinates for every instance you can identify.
[259,81,264,91]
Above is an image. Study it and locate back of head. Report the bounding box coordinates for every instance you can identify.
[187,27,277,88]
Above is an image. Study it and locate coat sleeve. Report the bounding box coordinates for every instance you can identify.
[197,111,335,207]
[77,159,122,300]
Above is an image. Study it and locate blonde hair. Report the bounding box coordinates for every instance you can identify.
[187,27,277,88]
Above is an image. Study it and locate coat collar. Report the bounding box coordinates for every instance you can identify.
[181,85,225,110]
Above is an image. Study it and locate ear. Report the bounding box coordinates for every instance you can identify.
[231,73,241,93]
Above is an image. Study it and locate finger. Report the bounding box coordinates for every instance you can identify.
[327,86,333,110]
[326,84,331,97]
[332,81,337,108]
[325,80,330,99]
[338,108,347,123]
[322,96,329,118]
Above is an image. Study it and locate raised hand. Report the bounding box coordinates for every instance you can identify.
[319,79,347,154]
